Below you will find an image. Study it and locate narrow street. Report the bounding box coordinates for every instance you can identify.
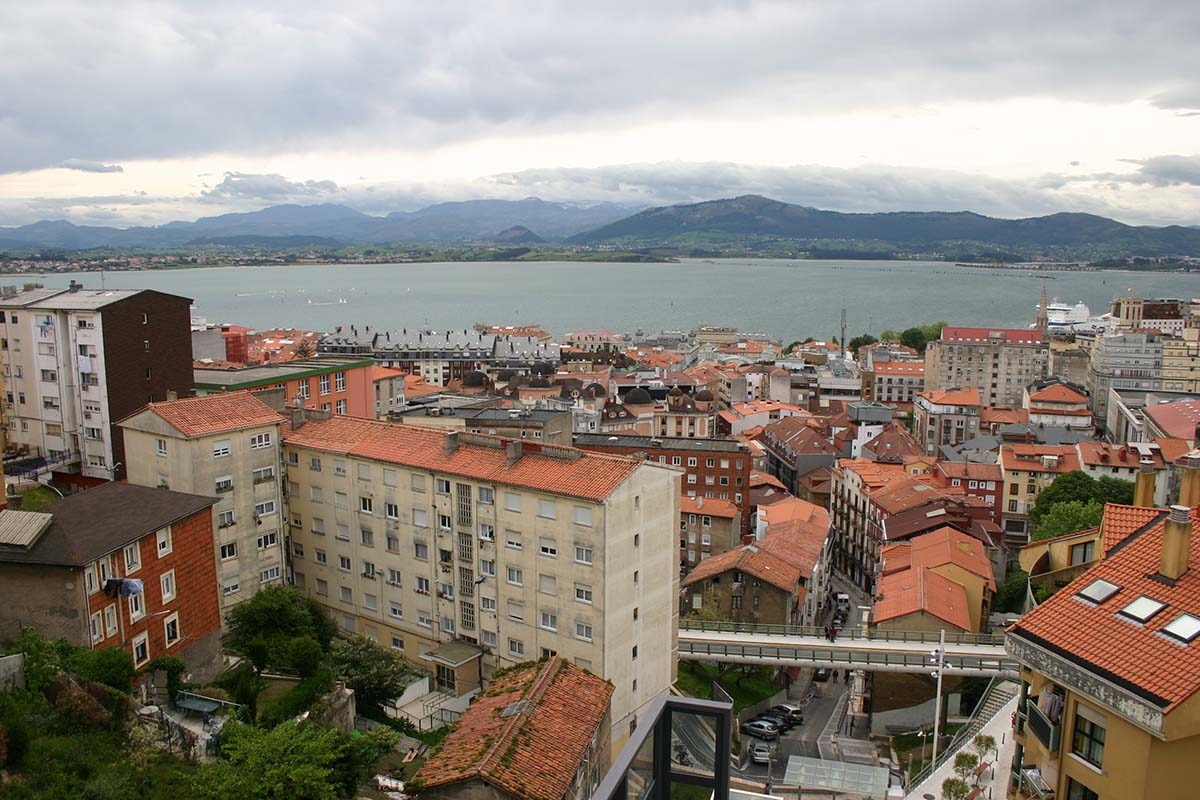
[732,676,849,782]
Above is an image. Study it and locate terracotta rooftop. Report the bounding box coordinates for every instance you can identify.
[283,415,644,502]
[918,388,982,407]
[870,477,955,515]
[875,567,973,630]
[1028,384,1088,405]
[862,424,923,463]
[1076,441,1167,469]
[681,495,738,518]
[1098,503,1167,556]
[370,365,406,382]
[1009,506,1200,712]
[749,471,787,490]
[1001,444,1080,474]
[1144,400,1200,441]
[415,657,613,800]
[682,538,804,592]
[906,526,997,590]
[757,496,829,532]
[981,406,1029,427]
[833,459,910,490]
[939,327,1045,345]
[122,391,283,438]
[936,461,1002,482]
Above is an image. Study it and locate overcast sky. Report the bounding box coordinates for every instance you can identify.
[3,0,1200,227]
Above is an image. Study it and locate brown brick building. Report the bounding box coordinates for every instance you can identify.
[573,434,752,535]
[0,482,223,683]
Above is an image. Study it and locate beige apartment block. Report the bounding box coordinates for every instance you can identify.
[281,411,680,749]
[118,393,287,615]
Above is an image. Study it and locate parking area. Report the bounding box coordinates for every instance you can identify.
[733,679,850,782]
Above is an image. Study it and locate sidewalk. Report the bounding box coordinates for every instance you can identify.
[905,694,1018,799]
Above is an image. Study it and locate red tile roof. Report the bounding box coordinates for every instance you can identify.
[681,495,738,519]
[283,415,643,501]
[1098,503,1166,555]
[981,406,1029,427]
[1001,444,1080,474]
[862,424,923,462]
[369,366,406,382]
[682,539,804,592]
[936,461,1002,482]
[125,391,283,438]
[875,567,972,630]
[1144,400,1200,440]
[415,657,613,800]
[1010,506,1200,711]
[749,471,787,490]
[939,327,1044,345]
[907,526,997,590]
[1028,384,1088,404]
[919,388,982,407]
[757,496,829,532]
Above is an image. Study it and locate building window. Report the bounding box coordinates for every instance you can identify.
[213,439,231,458]
[319,374,330,395]
[508,638,525,656]
[575,583,593,604]
[539,539,558,558]
[478,523,495,541]
[339,555,351,571]
[389,602,403,619]
[1069,541,1096,565]
[336,399,346,414]
[438,514,451,530]
[359,496,373,514]
[416,576,430,595]
[481,596,496,612]
[340,586,353,603]
[505,492,521,511]
[220,542,238,560]
[436,478,451,494]
[540,610,558,631]
[90,612,103,643]
[255,500,277,517]
[575,544,593,565]
[310,579,323,597]
[480,559,496,577]
[479,487,494,505]
[104,604,118,636]
[505,531,522,549]
[156,528,172,556]
[253,466,274,483]
[161,612,180,648]
[335,371,345,391]
[360,528,374,547]
[363,593,378,611]
[387,568,401,585]
[1066,779,1099,800]
[123,543,141,574]
[256,531,278,550]
[414,542,428,560]
[417,610,432,628]
[155,438,167,457]
[576,621,593,641]
[385,502,399,520]
[1071,714,1105,768]
[507,566,524,586]
[218,509,236,528]
[160,570,176,603]
[573,506,593,526]
[132,632,150,667]
[413,508,429,527]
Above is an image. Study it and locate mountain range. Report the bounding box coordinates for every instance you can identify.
[2,194,1200,258]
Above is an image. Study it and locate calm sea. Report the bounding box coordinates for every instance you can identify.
[6,259,1198,341]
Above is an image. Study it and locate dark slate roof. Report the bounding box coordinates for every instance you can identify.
[0,482,217,567]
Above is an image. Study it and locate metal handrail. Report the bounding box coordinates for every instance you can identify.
[678,641,1019,676]
[679,618,1006,647]
[906,677,1018,791]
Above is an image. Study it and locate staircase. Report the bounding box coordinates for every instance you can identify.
[906,678,1020,793]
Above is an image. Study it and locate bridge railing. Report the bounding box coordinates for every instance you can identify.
[678,640,1019,674]
[679,619,1006,647]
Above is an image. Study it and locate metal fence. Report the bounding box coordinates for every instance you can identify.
[679,640,1019,677]
[679,619,1006,647]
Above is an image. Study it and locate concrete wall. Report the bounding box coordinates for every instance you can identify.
[0,562,88,644]
[0,653,26,691]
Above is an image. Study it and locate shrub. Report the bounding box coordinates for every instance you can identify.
[142,656,187,698]
[0,720,7,769]
[54,688,112,731]
[67,646,135,693]
[953,751,978,780]
[198,686,232,703]
[942,776,970,800]
[287,636,325,678]
[258,669,334,728]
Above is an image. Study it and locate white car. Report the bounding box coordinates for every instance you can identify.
[751,743,772,765]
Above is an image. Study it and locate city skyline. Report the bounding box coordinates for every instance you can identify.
[2,1,1200,227]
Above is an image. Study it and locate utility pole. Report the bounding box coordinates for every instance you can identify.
[930,628,946,766]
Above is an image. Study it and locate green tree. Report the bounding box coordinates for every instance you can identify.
[1030,470,1100,524]
[67,646,135,693]
[972,733,996,760]
[328,636,419,714]
[194,721,345,800]
[1097,475,1135,505]
[942,776,971,800]
[1033,499,1105,541]
[900,327,928,353]
[847,334,878,355]
[995,568,1030,614]
[953,751,979,781]
[328,727,401,797]
[288,636,325,678]
[226,585,335,666]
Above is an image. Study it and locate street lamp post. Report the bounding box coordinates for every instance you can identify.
[930,629,946,767]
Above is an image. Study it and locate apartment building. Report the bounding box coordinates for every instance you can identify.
[282,413,679,745]
[866,360,925,406]
[1162,327,1200,392]
[679,496,741,575]
[372,366,407,418]
[924,326,1048,407]
[0,283,194,480]
[760,416,839,500]
[998,444,1080,541]
[913,388,982,453]
[1022,381,1093,431]
[0,482,223,683]
[1109,295,1194,336]
[119,393,287,612]
[573,434,752,536]
[564,330,626,352]
[318,327,561,386]
[1087,332,1165,422]
[1006,504,1200,800]
[194,355,376,417]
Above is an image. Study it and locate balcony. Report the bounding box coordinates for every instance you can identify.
[1025,698,1061,752]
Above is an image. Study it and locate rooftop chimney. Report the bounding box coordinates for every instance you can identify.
[505,440,523,467]
[1161,505,1193,581]
[443,431,460,457]
[288,405,306,430]
[1179,451,1200,508]
[1134,458,1158,508]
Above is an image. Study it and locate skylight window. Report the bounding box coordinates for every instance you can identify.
[1119,595,1166,624]
[1076,579,1120,604]
[1162,614,1200,644]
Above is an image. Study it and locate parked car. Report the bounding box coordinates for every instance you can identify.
[741,720,779,740]
[773,704,805,723]
[814,668,831,682]
[756,712,794,730]
[751,743,772,765]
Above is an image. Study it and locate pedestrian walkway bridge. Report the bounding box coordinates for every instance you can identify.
[678,621,1018,677]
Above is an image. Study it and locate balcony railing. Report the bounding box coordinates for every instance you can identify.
[1026,698,1061,752]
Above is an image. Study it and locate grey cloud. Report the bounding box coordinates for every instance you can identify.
[201,172,340,201]
[2,1,1200,172]
[58,159,123,173]
[1058,154,1200,188]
